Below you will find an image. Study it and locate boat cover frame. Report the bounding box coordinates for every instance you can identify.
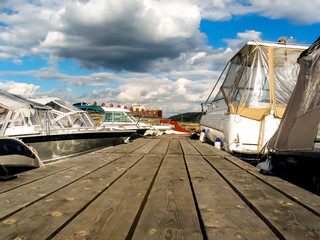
[268,37,320,151]
[205,41,308,121]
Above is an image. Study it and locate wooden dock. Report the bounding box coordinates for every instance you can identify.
[1,134,320,240]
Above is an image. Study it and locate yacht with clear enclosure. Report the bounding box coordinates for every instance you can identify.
[200,40,309,155]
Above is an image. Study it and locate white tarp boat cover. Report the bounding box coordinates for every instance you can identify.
[267,37,320,151]
[216,41,307,121]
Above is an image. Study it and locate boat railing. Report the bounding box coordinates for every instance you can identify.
[135,115,144,127]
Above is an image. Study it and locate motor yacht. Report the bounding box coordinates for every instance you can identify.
[200,40,309,155]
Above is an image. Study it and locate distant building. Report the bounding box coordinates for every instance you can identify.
[89,102,163,118]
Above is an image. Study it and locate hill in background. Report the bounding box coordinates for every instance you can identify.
[168,112,202,123]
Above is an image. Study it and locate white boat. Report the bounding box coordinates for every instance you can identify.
[200,40,309,155]
[99,106,149,136]
[0,136,43,179]
[74,104,190,136]
[99,107,188,135]
[0,91,135,162]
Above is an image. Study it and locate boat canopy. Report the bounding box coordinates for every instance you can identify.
[33,98,96,128]
[74,104,104,112]
[35,98,83,113]
[0,91,58,135]
[267,37,320,151]
[210,41,308,121]
[0,90,51,110]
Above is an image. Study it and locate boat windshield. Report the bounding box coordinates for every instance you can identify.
[46,100,81,113]
[104,112,134,123]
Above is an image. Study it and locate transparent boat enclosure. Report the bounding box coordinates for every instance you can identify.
[218,44,304,120]
[46,99,96,128]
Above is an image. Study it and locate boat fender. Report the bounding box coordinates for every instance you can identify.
[199,129,206,142]
[215,138,221,149]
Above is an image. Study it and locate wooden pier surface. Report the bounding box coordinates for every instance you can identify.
[1,134,320,240]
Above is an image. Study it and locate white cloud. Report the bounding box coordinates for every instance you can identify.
[198,0,320,24]
[39,0,204,72]
[249,0,320,25]
[224,30,262,49]
[0,0,318,71]
[85,73,212,116]
[0,0,318,116]
[0,81,40,97]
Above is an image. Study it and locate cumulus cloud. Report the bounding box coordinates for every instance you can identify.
[0,0,318,116]
[248,0,320,25]
[0,28,267,115]
[40,0,205,72]
[1,0,318,73]
[80,73,212,116]
[224,30,262,49]
[198,0,255,21]
[198,0,320,25]
[0,81,40,97]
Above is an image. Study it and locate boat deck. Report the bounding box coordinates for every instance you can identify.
[1,134,320,239]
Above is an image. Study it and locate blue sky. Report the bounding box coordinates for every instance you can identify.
[0,0,319,117]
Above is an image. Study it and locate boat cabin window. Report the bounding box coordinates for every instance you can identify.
[213,90,224,101]
[56,112,94,128]
[273,48,301,107]
[104,112,133,122]
[38,110,59,128]
[71,113,83,127]
[57,116,71,128]
[9,111,24,127]
[29,109,40,125]
[79,113,95,127]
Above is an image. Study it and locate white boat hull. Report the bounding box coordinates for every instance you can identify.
[200,104,281,153]
[0,137,41,177]
[28,137,123,163]
[11,130,135,163]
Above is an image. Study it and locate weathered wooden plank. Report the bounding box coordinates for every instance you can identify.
[223,154,320,215]
[179,138,200,156]
[149,139,170,155]
[0,153,126,220]
[97,137,148,154]
[1,135,319,240]
[167,138,183,155]
[132,155,202,240]
[0,151,122,194]
[0,153,144,240]
[185,155,277,239]
[51,154,163,240]
[206,155,320,240]
[187,138,221,156]
[131,139,161,154]
[190,138,320,217]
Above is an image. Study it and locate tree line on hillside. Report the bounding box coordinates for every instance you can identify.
[168,112,202,123]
